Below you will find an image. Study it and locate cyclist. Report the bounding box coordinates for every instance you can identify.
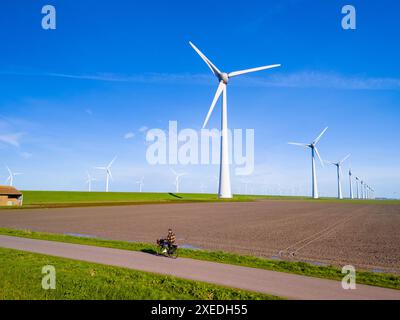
[166,228,176,247]
[159,228,176,254]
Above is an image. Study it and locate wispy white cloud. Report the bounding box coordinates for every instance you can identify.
[241,71,400,90]
[0,132,24,147]
[124,132,135,140]
[139,126,149,133]
[2,70,400,91]
[20,151,32,159]
[0,70,210,85]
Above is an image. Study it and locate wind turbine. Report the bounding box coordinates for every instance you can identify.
[349,168,354,199]
[189,41,280,198]
[136,177,144,193]
[360,180,364,199]
[85,172,96,192]
[288,127,328,199]
[95,156,117,192]
[355,176,360,199]
[326,154,351,199]
[171,169,187,194]
[6,166,22,187]
[370,187,375,199]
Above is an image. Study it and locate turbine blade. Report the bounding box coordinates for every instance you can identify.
[6,166,11,175]
[108,156,117,168]
[324,160,336,166]
[95,167,106,170]
[170,168,178,176]
[314,147,324,167]
[189,42,221,78]
[202,82,225,128]
[313,127,328,145]
[228,64,281,78]
[340,154,351,164]
[288,142,309,148]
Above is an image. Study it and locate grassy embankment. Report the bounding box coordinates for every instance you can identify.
[3,191,398,209]
[0,228,398,290]
[0,247,278,300]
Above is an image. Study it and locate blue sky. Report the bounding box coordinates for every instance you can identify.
[0,0,399,197]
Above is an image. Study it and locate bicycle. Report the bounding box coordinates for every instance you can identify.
[156,239,178,259]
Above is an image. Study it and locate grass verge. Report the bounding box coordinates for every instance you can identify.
[0,247,278,300]
[2,191,398,209]
[2,191,292,209]
[0,227,399,290]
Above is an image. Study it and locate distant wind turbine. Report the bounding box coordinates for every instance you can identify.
[6,166,22,187]
[326,154,351,199]
[171,169,187,193]
[86,172,96,192]
[349,168,354,199]
[360,180,364,199]
[355,176,360,199]
[288,127,328,199]
[136,177,144,193]
[95,156,117,192]
[189,41,280,198]
[370,187,375,199]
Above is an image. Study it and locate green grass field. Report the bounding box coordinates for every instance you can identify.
[20,190,263,204]
[0,247,279,300]
[1,228,398,290]
[5,191,398,209]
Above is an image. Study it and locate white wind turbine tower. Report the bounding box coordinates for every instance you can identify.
[6,166,22,187]
[288,127,328,199]
[360,180,364,199]
[326,154,351,199]
[349,168,354,199]
[355,176,360,199]
[86,172,96,192]
[171,169,187,194]
[95,156,117,192]
[189,41,280,198]
[136,177,144,193]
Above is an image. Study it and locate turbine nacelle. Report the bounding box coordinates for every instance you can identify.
[219,73,229,84]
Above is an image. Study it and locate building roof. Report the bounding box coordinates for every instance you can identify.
[0,186,22,196]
